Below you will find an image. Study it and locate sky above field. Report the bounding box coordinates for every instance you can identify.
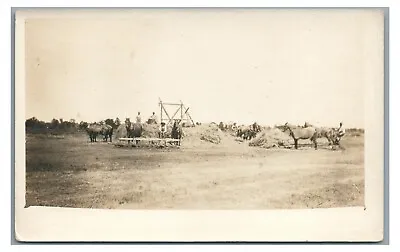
[24,9,383,128]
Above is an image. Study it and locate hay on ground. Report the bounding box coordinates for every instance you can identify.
[199,124,222,144]
[249,128,292,148]
[200,133,221,144]
[141,124,160,138]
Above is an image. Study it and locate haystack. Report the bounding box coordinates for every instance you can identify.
[199,124,222,144]
[114,124,128,139]
[141,124,160,138]
[249,128,292,148]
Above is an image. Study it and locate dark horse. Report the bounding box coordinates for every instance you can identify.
[86,123,113,143]
[282,122,318,150]
[86,123,102,142]
[236,127,257,140]
[101,124,113,142]
[171,120,183,146]
[125,121,143,146]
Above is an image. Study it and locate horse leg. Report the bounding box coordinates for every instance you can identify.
[294,139,298,149]
[327,137,332,146]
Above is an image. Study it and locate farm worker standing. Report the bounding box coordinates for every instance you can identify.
[136,112,142,123]
[334,122,346,144]
[149,112,157,124]
[337,122,345,138]
[159,122,167,138]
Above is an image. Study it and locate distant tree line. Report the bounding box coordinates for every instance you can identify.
[25,117,122,134]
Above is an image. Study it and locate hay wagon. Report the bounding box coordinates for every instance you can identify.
[116,137,181,148]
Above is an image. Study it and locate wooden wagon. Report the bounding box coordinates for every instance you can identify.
[117,137,181,147]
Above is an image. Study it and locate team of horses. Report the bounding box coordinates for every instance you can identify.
[280,122,343,150]
[221,121,344,150]
[85,123,114,143]
[218,121,262,141]
[85,119,183,145]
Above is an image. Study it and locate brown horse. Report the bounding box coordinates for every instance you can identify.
[86,123,102,142]
[125,120,143,145]
[283,122,318,150]
[100,124,113,142]
[171,120,183,146]
[314,127,338,146]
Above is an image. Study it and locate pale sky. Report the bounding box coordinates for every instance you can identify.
[25,9,384,128]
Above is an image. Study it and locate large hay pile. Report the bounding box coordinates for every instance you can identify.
[249,128,293,148]
[114,124,128,139]
[141,124,160,138]
[199,124,222,144]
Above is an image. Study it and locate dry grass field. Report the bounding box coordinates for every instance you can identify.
[25,126,364,210]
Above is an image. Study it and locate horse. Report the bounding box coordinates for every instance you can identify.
[282,122,318,150]
[313,127,338,146]
[171,120,183,146]
[100,124,113,142]
[236,127,246,139]
[86,123,103,142]
[125,120,143,146]
[236,127,257,140]
[218,122,225,131]
[252,122,261,133]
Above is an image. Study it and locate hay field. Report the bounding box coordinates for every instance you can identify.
[25,125,364,209]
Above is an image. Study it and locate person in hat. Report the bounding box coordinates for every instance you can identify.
[136,112,142,123]
[159,122,167,138]
[148,112,157,124]
[335,122,346,144]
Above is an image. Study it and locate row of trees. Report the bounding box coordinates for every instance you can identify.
[25,117,123,133]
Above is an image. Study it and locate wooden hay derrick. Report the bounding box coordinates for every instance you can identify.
[158,98,195,127]
[117,137,181,148]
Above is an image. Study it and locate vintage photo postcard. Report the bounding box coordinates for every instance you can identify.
[14,8,385,242]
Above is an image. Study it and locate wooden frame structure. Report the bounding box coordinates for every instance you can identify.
[158,98,195,126]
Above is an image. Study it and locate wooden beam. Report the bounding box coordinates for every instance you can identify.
[161,103,172,121]
[167,106,182,125]
[183,107,191,124]
[161,102,182,106]
[182,105,195,125]
[180,101,193,125]
[159,98,163,123]
[180,102,183,122]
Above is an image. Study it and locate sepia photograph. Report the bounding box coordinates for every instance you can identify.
[14,8,385,242]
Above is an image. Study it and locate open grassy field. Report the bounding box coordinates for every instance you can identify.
[25,129,364,210]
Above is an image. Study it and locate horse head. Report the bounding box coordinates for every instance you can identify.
[282,122,290,131]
